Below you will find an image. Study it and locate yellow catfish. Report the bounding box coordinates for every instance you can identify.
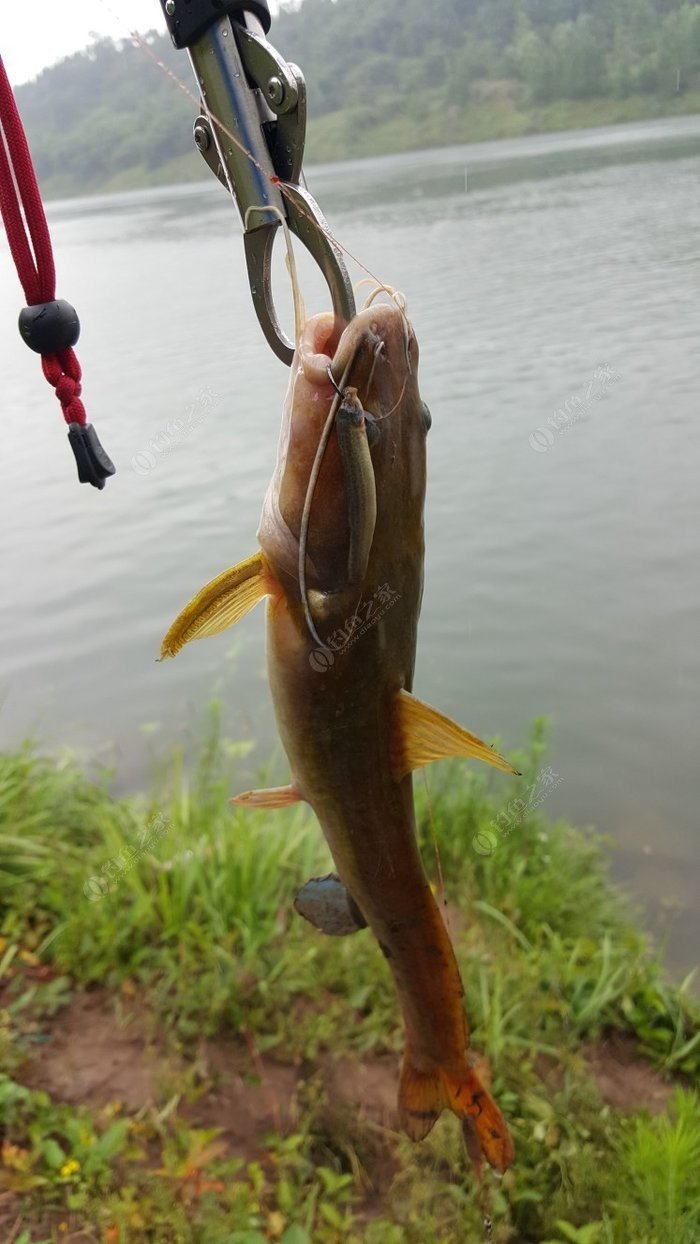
[161,302,516,1173]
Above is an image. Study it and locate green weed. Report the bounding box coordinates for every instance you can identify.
[0,714,698,1240]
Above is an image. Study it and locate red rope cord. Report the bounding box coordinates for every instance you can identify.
[0,54,86,427]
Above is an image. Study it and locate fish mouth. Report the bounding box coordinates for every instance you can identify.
[331,302,414,403]
[261,302,417,598]
[299,312,345,389]
[300,304,414,406]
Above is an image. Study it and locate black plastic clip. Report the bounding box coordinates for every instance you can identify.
[67,423,116,490]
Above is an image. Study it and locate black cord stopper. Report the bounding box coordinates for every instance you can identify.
[18,299,80,355]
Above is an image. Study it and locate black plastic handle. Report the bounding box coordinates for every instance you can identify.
[160,0,271,49]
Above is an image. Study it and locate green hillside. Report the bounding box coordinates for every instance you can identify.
[13,0,700,198]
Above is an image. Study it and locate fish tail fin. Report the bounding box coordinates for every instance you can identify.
[398,1056,444,1141]
[398,1054,514,1174]
[442,1065,515,1174]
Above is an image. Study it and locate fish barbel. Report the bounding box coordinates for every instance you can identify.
[161,301,516,1173]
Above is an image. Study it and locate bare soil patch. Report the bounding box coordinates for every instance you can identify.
[585,1033,673,1114]
[20,989,402,1160]
[18,990,674,1176]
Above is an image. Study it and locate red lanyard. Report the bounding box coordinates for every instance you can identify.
[0,54,114,488]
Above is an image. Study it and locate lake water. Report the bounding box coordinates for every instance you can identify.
[1,115,698,971]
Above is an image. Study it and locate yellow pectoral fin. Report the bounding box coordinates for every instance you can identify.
[392,690,520,780]
[231,785,302,809]
[160,551,273,660]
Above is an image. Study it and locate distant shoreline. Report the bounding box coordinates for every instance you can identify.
[38,91,700,202]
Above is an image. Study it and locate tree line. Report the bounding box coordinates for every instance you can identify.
[14,0,700,195]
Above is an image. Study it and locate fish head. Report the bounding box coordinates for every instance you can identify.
[259,302,429,601]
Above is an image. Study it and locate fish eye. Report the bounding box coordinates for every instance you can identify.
[421,402,432,433]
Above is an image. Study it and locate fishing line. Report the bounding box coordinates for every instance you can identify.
[362,283,408,313]
[363,338,384,400]
[127,16,411,645]
[243,203,306,344]
[346,282,413,421]
[100,11,393,301]
[357,280,413,375]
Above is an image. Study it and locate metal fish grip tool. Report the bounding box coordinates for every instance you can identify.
[159,0,356,365]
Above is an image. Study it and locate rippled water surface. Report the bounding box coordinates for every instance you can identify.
[1,116,698,969]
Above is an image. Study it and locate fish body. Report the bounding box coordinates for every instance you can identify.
[161,302,515,1173]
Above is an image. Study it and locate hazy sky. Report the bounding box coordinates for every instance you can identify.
[2,0,166,85]
[3,1,287,85]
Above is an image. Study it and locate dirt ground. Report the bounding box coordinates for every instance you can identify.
[0,982,676,1243]
[19,988,400,1156]
[20,987,672,1154]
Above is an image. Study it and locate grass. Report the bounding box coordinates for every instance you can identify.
[0,708,698,1241]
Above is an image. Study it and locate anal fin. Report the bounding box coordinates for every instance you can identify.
[392,690,519,780]
[160,551,273,660]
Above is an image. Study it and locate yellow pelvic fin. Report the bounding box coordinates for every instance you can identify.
[398,1054,515,1174]
[231,785,302,809]
[160,551,271,660]
[392,690,519,780]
